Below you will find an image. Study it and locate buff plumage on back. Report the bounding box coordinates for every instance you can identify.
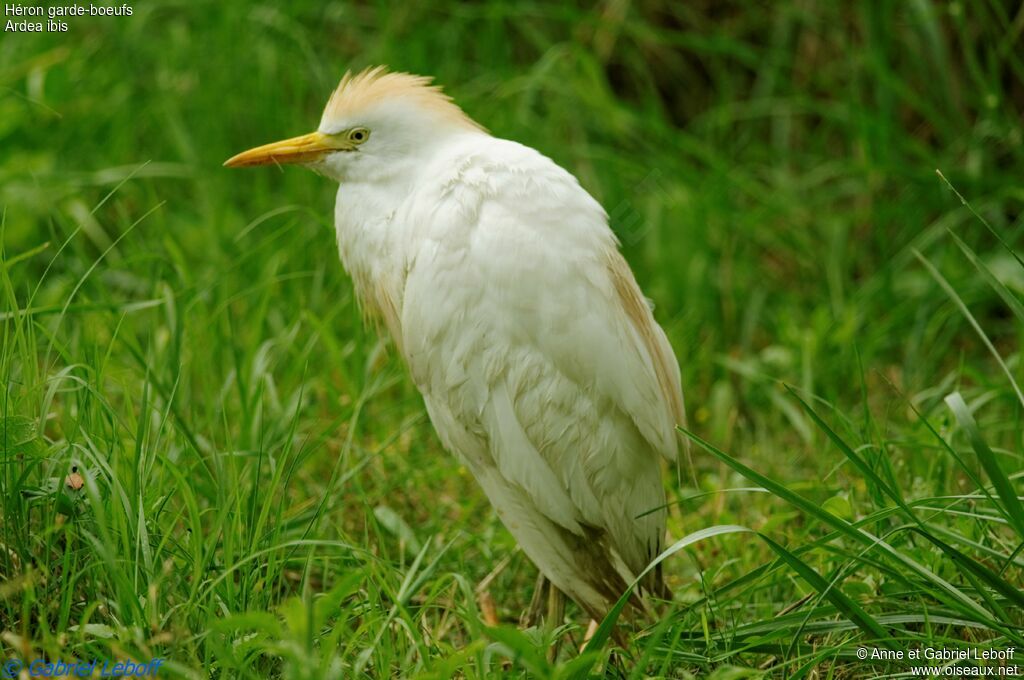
[321,66,486,133]
[606,249,688,458]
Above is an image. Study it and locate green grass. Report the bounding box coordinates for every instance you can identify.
[2,1,1023,677]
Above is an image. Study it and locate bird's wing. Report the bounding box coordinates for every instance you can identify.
[399,139,684,579]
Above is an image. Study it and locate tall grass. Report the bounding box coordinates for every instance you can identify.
[2,1,1022,677]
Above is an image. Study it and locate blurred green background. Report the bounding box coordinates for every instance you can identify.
[2,1,1022,677]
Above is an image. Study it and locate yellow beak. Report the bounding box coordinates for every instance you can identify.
[223,131,350,168]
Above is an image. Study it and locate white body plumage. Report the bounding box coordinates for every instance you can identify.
[336,132,682,616]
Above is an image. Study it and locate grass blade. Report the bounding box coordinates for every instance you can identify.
[915,249,1024,409]
[680,426,999,626]
[785,384,913,519]
[944,392,1024,538]
[758,533,891,644]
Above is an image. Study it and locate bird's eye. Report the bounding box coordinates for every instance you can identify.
[348,127,370,144]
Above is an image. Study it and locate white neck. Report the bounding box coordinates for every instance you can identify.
[333,160,438,352]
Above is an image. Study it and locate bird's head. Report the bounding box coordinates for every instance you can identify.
[224,66,485,182]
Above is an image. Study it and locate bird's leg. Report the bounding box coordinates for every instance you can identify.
[546,583,565,627]
[545,584,566,662]
[521,574,567,661]
[520,572,549,628]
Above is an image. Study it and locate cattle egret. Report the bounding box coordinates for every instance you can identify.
[225,67,686,621]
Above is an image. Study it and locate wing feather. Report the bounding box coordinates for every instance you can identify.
[397,137,684,597]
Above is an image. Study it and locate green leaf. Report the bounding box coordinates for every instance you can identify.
[373,505,423,553]
[758,533,890,642]
[821,495,853,521]
[209,611,283,637]
[1,416,42,457]
[949,231,1024,323]
[0,240,50,271]
[69,623,117,639]
[484,625,550,676]
[916,250,1024,409]
[786,385,912,519]
[944,392,1024,539]
[313,570,364,629]
[909,527,1024,609]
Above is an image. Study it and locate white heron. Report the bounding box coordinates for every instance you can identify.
[225,67,685,623]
